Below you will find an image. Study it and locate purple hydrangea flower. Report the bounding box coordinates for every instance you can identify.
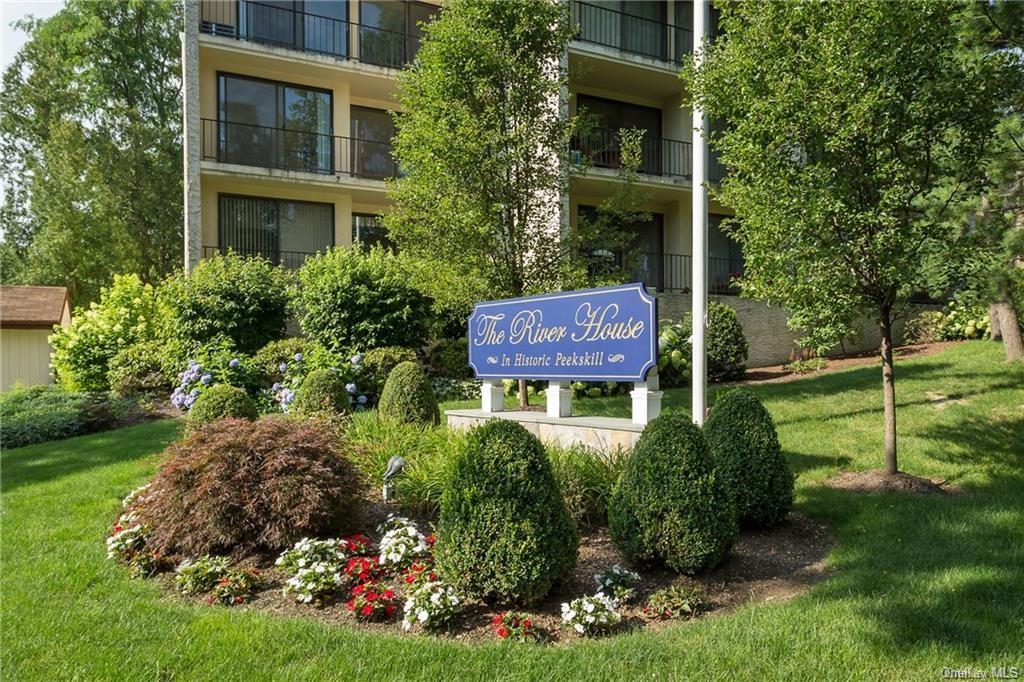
[350,354,363,366]
[294,353,303,362]
[190,388,201,397]
[356,394,367,405]
[200,373,213,385]
[229,358,241,368]
[346,383,357,395]
[272,382,282,392]
[279,362,288,374]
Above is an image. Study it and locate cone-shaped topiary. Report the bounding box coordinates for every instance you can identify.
[186,384,258,427]
[377,361,439,425]
[436,420,578,604]
[608,411,737,573]
[704,388,793,528]
[292,369,349,419]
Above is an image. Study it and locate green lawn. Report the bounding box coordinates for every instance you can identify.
[2,341,1022,680]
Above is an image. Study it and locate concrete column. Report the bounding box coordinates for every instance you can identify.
[631,370,663,426]
[481,380,505,413]
[545,381,572,418]
[182,0,202,271]
[691,0,709,425]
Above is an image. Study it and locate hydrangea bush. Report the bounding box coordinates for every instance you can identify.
[561,594,621,636]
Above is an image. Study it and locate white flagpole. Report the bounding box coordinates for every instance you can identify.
[691,0,709,426]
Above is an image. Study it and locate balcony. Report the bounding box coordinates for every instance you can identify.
[203,245,323,269]
[199,0,424,69]
[635,252,744,295]
[572,127,726,183]
[201,118,397,180]
[570,1,691,65]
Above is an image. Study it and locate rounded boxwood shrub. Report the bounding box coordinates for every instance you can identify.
[160,252,291,356]
[362,346,420,394]
[294,246,433,355]
[657,300,748,387]
[608,411,737,574]
[435,420,578,604]
[426,338,471,379]
[291,369,349,418]
[186,384,258,427]
[136,416,364,556]
[704,388,793,528]
[378,361,439,425]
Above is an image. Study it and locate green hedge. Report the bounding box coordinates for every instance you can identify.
[704,388,793,528]
[436,420,578,604]
[292,369,350,419]
[378,361,439,425]
[609,411,737,573]
[186,384,258,427]
[0,385,120,450]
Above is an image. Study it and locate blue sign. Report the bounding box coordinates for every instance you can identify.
[468,283,657,382]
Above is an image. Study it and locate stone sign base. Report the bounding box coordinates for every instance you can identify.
[445,409,643,453]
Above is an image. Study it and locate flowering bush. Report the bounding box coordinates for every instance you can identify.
[170,360,217,410]
[347,583,399,620]
[377,516,431,567]
[642,585,709,621]
[208,568,263,606]
[122,483,152,509]
[51,274,162,391]
[283,562,346,604]
[402,561,438,588]
[275,538,348,574]
[491,612,539,643]
[343,533,372,555]
[560,594,621,636]
[106,515,146,562]
[593,565,641,605]
[401,580,461,632]
[270,351,369,414]
[175,556,231,595]
[344,556,384,584]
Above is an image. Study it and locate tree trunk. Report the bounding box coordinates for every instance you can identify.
[518,379,528,409]
[989,302,1003,340]
[994,301,1024,362]
[879,308,898,475]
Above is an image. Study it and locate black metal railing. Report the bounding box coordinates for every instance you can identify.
[635,252,744,295]
[201,118,397,179]
[569,1,692,64]
[199,0,425,69]
[203,245,324,269]
[571,127,726,182]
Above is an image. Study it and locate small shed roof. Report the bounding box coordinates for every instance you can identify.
[0,285,70,329]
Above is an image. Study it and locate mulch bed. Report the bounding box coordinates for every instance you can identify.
[157,509,833,645]
[826,469,956,495]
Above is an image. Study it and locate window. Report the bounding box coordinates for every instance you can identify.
[576,1,667,60]
[580,206,664,289]
[359,0,437,68]
[576,94,662,174]
[241,1,349,58]
[350,106,397,179]
[217,73,332,173]
[708,213,743,293]
[352,213,393,251]
[219,195,334,268]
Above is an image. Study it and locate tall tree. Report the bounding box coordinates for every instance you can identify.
[385,0,647,407]
[685,1,1007,475]
[0,0,182,305]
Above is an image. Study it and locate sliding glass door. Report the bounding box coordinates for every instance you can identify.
[350,106,396,179]
[576,94,662,175]
[218,73,332,173]
[219,195,334,268]
[359,0,437,68]
[242,1,348,58]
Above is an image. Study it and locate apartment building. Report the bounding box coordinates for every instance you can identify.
[181,0,742,294]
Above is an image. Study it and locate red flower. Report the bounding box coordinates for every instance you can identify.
[385,605,396,616]
[361,604,373,617]
[382,589,395,600]
[347,599,357,611]
[428,572,437,581]
[523,619,532,629]
[404,574,415,584]
[365,591,378,602]
[351,584,365,596]
[113,524,122,533]
[234,596,243,605]
[497,626,509,639]
[492,614,503,626]
[426,534,436,546]
[205,595,215,604]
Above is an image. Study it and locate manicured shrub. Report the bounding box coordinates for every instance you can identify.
[0,385,119,450]
[50,274,162,391]
[436,420,578,604]
[160,252,291,356]
[704,388,793,528]
[426,338,471,379]
[186,384,258,427]
[378,361,439,425]
[107,340,173,396]
[291,369,350,419]
[657,300,748,386]
[294,246,433,354]
[608,411,737,574]
[135,416,364,557]
[362,346,419,394]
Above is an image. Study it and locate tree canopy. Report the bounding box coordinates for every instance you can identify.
[0,0,182,306]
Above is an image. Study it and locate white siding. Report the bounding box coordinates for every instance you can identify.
[1,329,54,391]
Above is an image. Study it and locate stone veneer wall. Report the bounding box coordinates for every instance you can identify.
[656,293,923,368]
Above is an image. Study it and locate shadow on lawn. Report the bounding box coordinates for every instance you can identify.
[0,420,179,493]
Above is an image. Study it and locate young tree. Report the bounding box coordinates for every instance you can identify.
[685,1,1008,474]
[385,0,647,407]
[0,0,182,305]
